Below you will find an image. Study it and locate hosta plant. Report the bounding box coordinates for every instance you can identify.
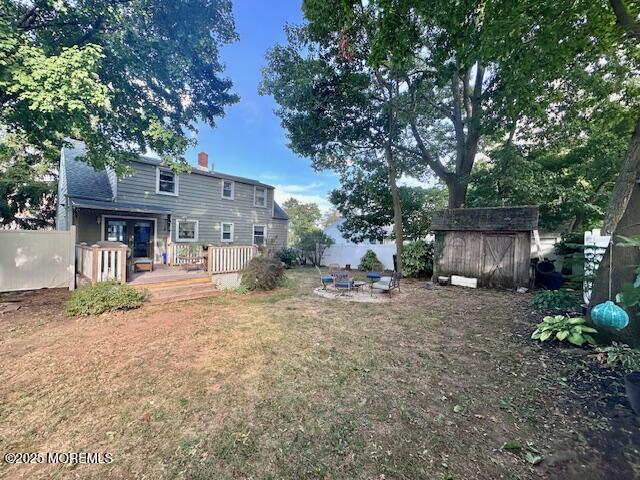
[531,315,598,347]
[595,342,640,372]
[531,289,581,314]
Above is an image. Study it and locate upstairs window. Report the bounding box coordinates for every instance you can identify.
[253,225,266,246]
[176,219,198,241]
[221,222,234,243]
[222,179,234,199]
[254,186,267,207]
[156,168,178,196]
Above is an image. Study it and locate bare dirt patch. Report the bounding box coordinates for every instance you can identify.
[0,269,637,479]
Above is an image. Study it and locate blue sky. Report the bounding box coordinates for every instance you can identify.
[184,0,338,212]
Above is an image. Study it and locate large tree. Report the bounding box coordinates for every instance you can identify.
[468,73,637,231]
[262,20,410,271]
[281,198,322,245]
[329,161,447,242]
[602,0,640,234]
[0,0,238,226]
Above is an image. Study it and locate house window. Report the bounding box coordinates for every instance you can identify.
[221,222,234,243]
[222,179,234,199]
[157,168,178,195]
[254,186,267,207]
[253,225,266,246]
[176,219,198,241]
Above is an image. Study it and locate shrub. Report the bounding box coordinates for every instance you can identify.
[358,249,381,271]
[66,282,147,316]
[276,247,299,268]
[531,289,581,314]
[595,342,640,372]
[296,230,335,266]
[531,315,597,347]
[401,240,433,278]
[241,256,286,290]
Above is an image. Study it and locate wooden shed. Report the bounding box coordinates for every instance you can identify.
[432,206,539,289]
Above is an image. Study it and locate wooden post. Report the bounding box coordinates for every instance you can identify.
[119,244,127,285]
[168,243,173,266]
[207,245,213,276]
[91,244,99,284]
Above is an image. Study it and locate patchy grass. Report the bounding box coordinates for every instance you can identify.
[0,268,637,479]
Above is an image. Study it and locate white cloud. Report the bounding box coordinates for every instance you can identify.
[397,175,440,188]
[273,182,332,213]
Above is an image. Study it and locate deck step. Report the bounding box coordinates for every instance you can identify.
[131,276,210,291]
[145,283,220,305]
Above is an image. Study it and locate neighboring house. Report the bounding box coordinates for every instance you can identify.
[56,140,289,266]
[324,219,393,246]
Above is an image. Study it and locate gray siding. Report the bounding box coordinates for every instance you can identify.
[269,220,288,249]
[116,161,285,246]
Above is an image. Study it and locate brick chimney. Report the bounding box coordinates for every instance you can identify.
[197,151,208,171]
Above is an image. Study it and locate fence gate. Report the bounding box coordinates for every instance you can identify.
[0,226,76,292]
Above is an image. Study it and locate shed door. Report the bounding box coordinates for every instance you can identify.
[482,234,516,288]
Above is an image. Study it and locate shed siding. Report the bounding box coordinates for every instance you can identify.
[116,161,283,246]
[434,231,530,288]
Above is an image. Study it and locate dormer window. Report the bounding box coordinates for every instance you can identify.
[156,167,178,196]
[254,186,267,208]
[222,179,234,199]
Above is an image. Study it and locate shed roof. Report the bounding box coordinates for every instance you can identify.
[432,206,539,232]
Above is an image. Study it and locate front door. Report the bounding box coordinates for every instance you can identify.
[105,217,154,260]
[133,221,153,258]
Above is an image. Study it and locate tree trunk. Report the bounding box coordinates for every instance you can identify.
[603,115,640,234]
[385,145,404,274]
[447,179,467,208]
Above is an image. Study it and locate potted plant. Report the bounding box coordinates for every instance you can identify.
[625,373,640,415]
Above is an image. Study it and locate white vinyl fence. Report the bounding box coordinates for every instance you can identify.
[0,227,76,292]
[584,228,611,304]
[322,244,397,271]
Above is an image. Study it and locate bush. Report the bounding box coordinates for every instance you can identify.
[241,256,286,290]
[296,230,335,266]
[401,240,434,278]
[276,247,299,268]
[531,289,581,314]
[358,249,381,271]
[66,281,147,316]
[531,315,598,347]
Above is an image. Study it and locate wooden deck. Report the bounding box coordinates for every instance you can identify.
[127,264,208,286]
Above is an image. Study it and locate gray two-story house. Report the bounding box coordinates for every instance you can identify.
[56,140,289,266]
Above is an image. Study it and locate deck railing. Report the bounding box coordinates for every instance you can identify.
[167,243,258,275]
[208,245,258,274]
[76,242,128,285]
[168,243,207,267]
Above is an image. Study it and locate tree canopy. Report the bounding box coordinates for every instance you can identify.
[329,161,447,242]
[281,198,322,245]
[1,0,238,171]
[0,0,238,226]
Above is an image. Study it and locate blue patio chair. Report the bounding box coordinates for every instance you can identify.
[335,278,354,296]
[366,271,381,282]
[316,266,335,290]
